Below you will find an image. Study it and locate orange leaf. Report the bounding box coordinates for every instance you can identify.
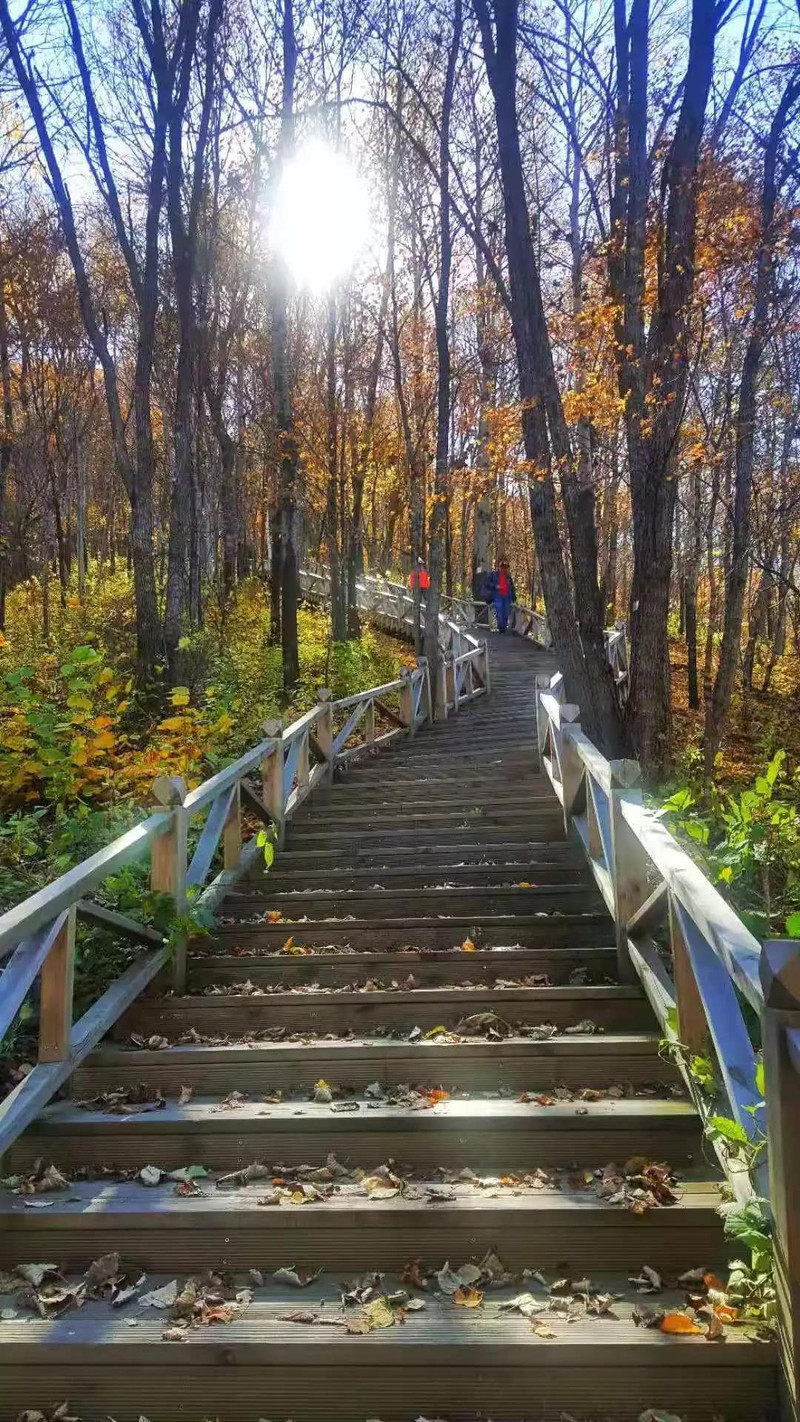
[425,1087,450,1105]
[461,937,476,952]
[453,1286,483,1308]
[703,1273,725,1293]
[660,1312,704,1335]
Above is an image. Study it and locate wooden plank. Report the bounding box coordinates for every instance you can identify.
[621,799,762,1010]
[75,899,164,945]
[373,697,406,729]
[182,736,275,813]
[195,837,263,917]
[0,812,170,960]
[0,946,168,1158]
[186,785,238,888]
[626,880,668,937]
[674,897,764,1139]
[628,937,676,1032]
[761,945,800,1413]
[669,893,707,1056]
[0,913,69,1042]
[240,780,272,827]
[150,778,188,993]
[332,698,368,756]
[38,905,76,1063]
[223,783,242,871]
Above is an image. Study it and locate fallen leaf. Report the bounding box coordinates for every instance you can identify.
[453,1285,483,1308]
[436,1262,463,1295]
[273,1265,321,1288]
[139,1166,162,1187]
[139,1279,179,1309]
[178,1086,193,1106]
[461,937,476,952]
[660,1312,704,1335]
[362,1296,395,1329]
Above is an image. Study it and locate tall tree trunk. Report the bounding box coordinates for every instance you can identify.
[423,0,462,689]
[0,261,13,630]
[609,0,716,775]
[703,72,800,777]
[270,0,300,692]
[474,0,614,746]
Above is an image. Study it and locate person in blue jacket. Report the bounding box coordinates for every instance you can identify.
[486,559,516,632]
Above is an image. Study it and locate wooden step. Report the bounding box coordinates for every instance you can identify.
[226,885,602,922]
[204,913,615,951]
[287,807,566,835]
[259,862,592,892]
[0,1276,774,1421]
[115,984,651,1038]
[187,945,617,988]
[0,1175,724,1274]
[273,840,580,870]
[12,1096,702,1172]
[72,1032,674,1096]
[283,824,569,849]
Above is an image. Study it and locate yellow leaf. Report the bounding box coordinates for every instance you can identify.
[171,687,190,707]
[92,732,116,750]
[454,1286,483,1308]
[461,937,476,952]
[159,717,188,732]
[362,1296,395,1329]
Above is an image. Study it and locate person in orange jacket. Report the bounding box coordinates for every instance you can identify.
[409,559,430,601]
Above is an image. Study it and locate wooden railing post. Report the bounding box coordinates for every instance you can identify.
[150,775,188,994]
[481,640,491,696]
[435,656,449,721]
[262,720,285,849]
[608,759,644,984]
[669,894,707,1055]
[38,906,76,1062]
[315,688,334,780]
[222,784,242,871]
[446,654,457,714]
[399,667,414,737]
[534,674,551,767]
[365,696,376,746]
[557,706,582,834]
[760,940,800,1417]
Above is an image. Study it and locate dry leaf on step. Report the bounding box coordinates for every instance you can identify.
[273,1265,322,1288]
[660,1312,704,1335]
[362,1296,395,1329]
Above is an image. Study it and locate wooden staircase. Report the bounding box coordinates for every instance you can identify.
[0,633,777,1420]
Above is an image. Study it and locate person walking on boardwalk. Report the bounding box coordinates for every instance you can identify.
[487,558,516,632]
[409,558,430,604]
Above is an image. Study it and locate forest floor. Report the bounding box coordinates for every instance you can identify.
[0,569,413,914]
[669,639,800,786]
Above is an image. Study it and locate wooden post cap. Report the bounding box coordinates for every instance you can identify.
[761,940,800,1009]
[151,775,187,807]
[316,687,332,702]
[609,758,642,789]
[262,718,283,737]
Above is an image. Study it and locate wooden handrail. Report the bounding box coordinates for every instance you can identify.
[534,674,800,1284]
[0,581,491,1160]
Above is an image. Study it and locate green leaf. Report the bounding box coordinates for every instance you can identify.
[263,840,275,870]
[785,913,800,939]
[755,1061,766,1098]
[709,1114,749,1145]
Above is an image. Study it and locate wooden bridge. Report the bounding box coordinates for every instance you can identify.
[0,578,796,1420]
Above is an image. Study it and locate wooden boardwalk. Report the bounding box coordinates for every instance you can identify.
[0,630,780,1419]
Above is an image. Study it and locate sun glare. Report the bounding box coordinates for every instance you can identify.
[270,140,371,294]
